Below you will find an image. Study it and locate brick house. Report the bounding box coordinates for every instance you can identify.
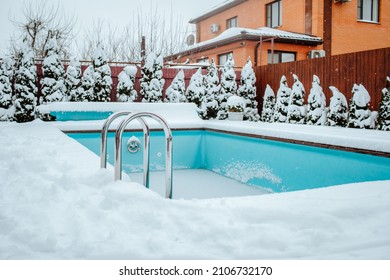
[165,0,389,67]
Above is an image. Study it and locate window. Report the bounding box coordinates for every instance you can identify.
[197,57,209,63]
[218,52,232,66]
[226,16,238,29]
[266,0,282,28]
[357,0,379,22]
[267,50,295,64]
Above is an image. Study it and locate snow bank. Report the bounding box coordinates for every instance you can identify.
[0,121,389,259]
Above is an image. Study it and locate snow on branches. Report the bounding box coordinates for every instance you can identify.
[306,75,326,125]
[377,77,390,131]
[237,58,259,121]
[348,84,374,129]
[327,86,348,127]
[186,68,205,109]
[199,59,219,120]
[287,74,306,124]
[117,65,138,102]
[140,52,165,103]
[273,75,291,123]
[0,56,14,121]
[13,39,37,123]
[92,45,112,102]
[40,34,66,105]
[65,57,82,102]
[261,84,275,123]
[218,54,237,120]
[165,69,186,103]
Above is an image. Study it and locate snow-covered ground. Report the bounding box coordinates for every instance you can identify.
[1,116,390,259]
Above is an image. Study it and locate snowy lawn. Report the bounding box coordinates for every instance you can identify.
[0,120,390,259]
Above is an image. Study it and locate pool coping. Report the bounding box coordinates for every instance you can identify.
[62,126,390,158]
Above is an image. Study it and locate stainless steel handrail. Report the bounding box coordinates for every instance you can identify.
[100,111,150,188]
[114,112,173,199]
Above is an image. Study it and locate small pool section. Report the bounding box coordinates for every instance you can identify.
[68,130,390,193]
[49,111,114,121]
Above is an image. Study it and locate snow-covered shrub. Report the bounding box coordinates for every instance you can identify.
[40,34,66,105]
[13,39,37,123]
[273,75,291,123]
[227,95,245,112]
[199,59,219,120]
[117,65,138,102]
[237,58,259,121]
[306,75,326,125]
[65,57,82,102]
[186,68,205,108]
[92,45,112,102]
[78,65,94,102]
[140,52,165,103]
[326,86,348,127]
[287,74,306,124]
[0,56,14,121]
[348,83,374,129]
[218,54,237,120]
[261,84,275,123]
[377,77,390,131]
[164,69,186,103]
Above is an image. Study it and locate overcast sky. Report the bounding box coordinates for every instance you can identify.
[0,0,226,57]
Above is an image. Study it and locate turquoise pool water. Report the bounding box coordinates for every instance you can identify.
[68,130,390,193]
[50,111,113,121]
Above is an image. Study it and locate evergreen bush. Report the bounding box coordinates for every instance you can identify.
[237,58,259,121]
[261,84,275,123]
[13,39,37,123]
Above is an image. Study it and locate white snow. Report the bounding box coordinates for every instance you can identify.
[353,84,371,108]
[0,119,390,259]
[1,103,390,259]
[227,95,245,109]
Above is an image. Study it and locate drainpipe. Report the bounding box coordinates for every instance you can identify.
[254,42,261,67]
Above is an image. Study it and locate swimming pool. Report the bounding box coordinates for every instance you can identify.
[68,129,390,193]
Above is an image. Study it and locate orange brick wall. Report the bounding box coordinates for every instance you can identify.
[271,0,306,33]
[312,0,324,38]
[199,0,263,41]
[199,0,310,42]
[184,0,389,67]
[331,0,390,55]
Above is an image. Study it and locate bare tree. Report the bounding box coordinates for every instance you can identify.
[10,0,76,59]
[79,3,189,62]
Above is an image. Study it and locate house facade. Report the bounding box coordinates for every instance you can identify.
[166,0,389,67]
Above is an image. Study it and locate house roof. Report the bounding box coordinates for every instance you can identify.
[189,0,248,24]
[165,27,323,61]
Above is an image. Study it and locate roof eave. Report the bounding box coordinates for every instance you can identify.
[165,34,323,61]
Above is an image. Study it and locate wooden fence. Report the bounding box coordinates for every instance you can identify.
[255,47,390,111]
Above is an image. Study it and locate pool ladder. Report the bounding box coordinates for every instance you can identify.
[100,111,173,199]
